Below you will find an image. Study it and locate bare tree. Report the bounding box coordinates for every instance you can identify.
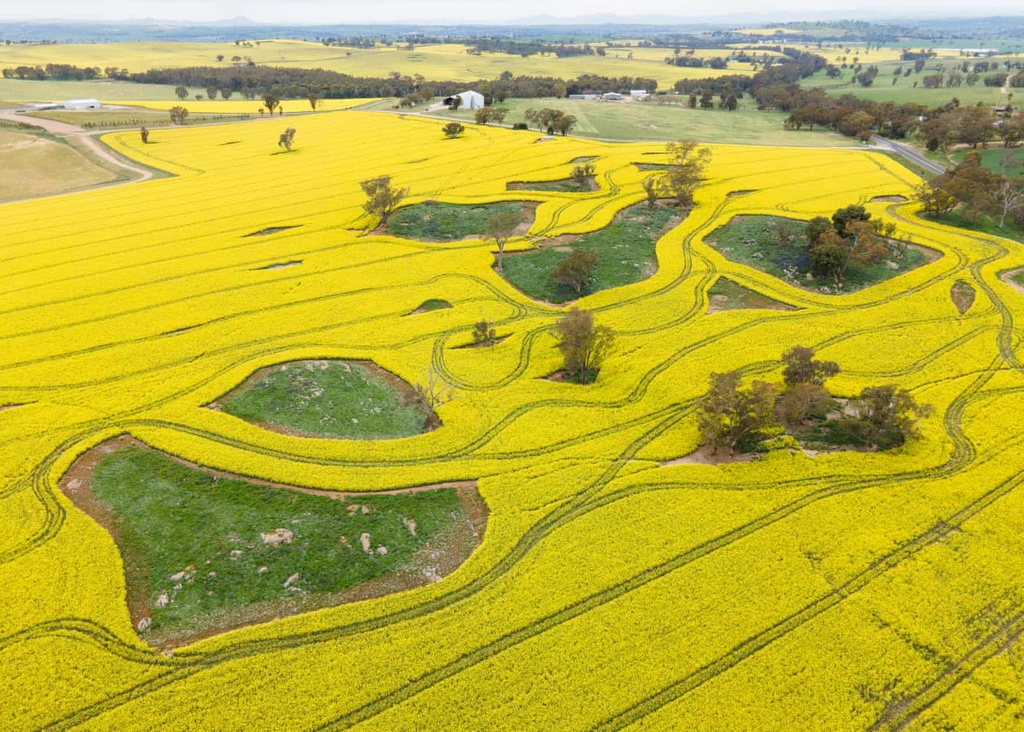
[360,175,408,227]
[307,92,321,111]
[995,176,1024,229]
[413,363,458,411]
[551,308,614,384]
[487,210,520,270]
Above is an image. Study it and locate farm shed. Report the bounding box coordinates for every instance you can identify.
[63,99,101,109]
[629,90,649,99]
[445,90,484,110]
[602,92,622,101]
[569,94,598,100]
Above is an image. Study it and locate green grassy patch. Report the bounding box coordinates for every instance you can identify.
[799,63,1011,107]
[707,277,796,312]
[90,446,466,641]
[387,201,526,241]
[921,209,1024,246]
[944,148,1024,178]
[26,108,249,129]
[707,214,933,294]
[500,203,678,303]
[441,97,850,146]
[409,298,453,314]
[508,177,593,193]
[218,360,433,438]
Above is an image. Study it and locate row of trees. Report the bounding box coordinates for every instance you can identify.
[124,65,660,103]
[699,346,929,453]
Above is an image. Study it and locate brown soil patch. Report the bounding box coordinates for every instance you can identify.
[951,280,977,315]
[506,176,597,192]
[633,162,672,172]
[870,195,908,203]
[453,334,512,349]
[244,225,300,237]
[254,260,302,271]
[206,358,438,438]
[660,446,758,467]
[59,436,488,649]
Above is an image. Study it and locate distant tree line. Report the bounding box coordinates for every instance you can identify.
[116,65,660,101]
[2,63,101,80]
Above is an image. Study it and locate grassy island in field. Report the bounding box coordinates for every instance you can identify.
[501,202,680,302]
[706,214,934,293]
[215,360,434,438]
[86,445,474,645]
[387,201,528,241]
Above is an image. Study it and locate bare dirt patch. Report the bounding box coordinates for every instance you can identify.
[244,225,301,237]
[254,260,302,271]
[1000,268,1024,296]
[870,195,908,203]
[951,279,977,315]
[506,176,597,192]
[659,446,758,467]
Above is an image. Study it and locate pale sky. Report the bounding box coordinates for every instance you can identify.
[2,0,1023,24]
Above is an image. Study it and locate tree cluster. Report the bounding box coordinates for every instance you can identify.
[523,108,577,136]
[917,151,1024,229]
[698,346,929,453]
[804,205,899,287]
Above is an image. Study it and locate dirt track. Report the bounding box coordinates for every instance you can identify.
[0,107,155,189]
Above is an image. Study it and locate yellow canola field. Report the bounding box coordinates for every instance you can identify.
[3,109,1024,731]
[117,98,379,114]
[0,39,749,88]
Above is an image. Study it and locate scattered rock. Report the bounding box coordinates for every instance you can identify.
[360,532,372,553]
[207,571,216,578]
[377,546,388,555]
[137,617,151,632]
[155,592,169,608]
[170,570,187,581]
[261,528,294,546]
[403,517,418,536]
[229,549,243,558]
[885,260,899,270]
[361,505,371,515]
[257,566,268,573]
[284,573,300,588]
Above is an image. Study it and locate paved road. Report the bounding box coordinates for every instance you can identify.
[870,135,946,176]
[0,108,155,185]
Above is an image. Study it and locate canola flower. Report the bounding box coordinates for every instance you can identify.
[1,110,1024,730]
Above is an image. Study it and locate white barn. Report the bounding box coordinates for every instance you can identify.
[455,90,485,110]
[63,99,102,110]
